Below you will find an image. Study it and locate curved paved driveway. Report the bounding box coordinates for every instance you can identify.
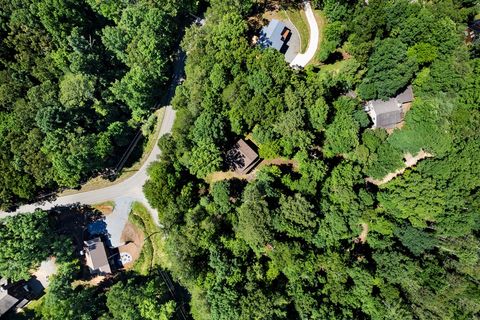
[290,2,319,67]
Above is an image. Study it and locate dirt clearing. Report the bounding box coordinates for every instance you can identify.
[367,150,433,185]
[92,201,115,215]
[119,221,144,269]
[358,223,369,244]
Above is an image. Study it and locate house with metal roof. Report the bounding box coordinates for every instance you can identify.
[84,237,112,275]
[365,86,414,129]
[259,19,292,53]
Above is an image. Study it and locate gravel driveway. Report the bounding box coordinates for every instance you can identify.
[105,197,134,247]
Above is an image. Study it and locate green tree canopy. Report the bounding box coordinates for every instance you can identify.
[0,210,67,281]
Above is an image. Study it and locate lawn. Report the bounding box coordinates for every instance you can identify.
[128,202,170,274]
[59,107,166,196]
[319,59,350,74]
[284,8,309,53]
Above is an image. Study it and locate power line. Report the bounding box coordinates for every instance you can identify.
[112,129,143,174]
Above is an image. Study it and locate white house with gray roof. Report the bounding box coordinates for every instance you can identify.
[84,237,112,275]
[365,86,414,129]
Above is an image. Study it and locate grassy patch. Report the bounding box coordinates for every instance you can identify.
[59,108,166,196]
[189,285,212,320]
[284,8,309,53]
[319,59,349,74]
[128,202,169,274]
[205,171,252,184]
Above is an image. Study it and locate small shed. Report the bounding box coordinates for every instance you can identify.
[226,139,260,174]
[84,237,112,275]
[365,86,414,129]
[395,85,414,104]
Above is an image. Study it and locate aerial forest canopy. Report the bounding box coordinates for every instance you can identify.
[0,0,195,209]
[143,0,480,319]
[0,0,480,319]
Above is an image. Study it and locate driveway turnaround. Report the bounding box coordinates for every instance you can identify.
[290,2,320,67]
[105,197,135,247]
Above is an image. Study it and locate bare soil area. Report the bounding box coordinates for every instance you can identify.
[366,150,433,186]
[261,158,299,169]
[119,221,144,269]
[207,171,255,184]
[118,243,141,270]
[121,221,144,244]
[92,202,114,215]
[73,275,106,287]
[358,223,369,244]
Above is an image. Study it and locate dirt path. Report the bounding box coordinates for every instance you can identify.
[366,150,433,186]
[358,223,368,244]
[261,158,299,168]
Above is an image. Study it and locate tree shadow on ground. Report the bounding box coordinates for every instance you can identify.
[255,0,304,13]
[48,204,105,255]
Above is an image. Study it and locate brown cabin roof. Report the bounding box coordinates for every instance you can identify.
[237,139,258,163]
[226,139,260,174]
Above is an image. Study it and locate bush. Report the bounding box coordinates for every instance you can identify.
[141,114,157,136]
